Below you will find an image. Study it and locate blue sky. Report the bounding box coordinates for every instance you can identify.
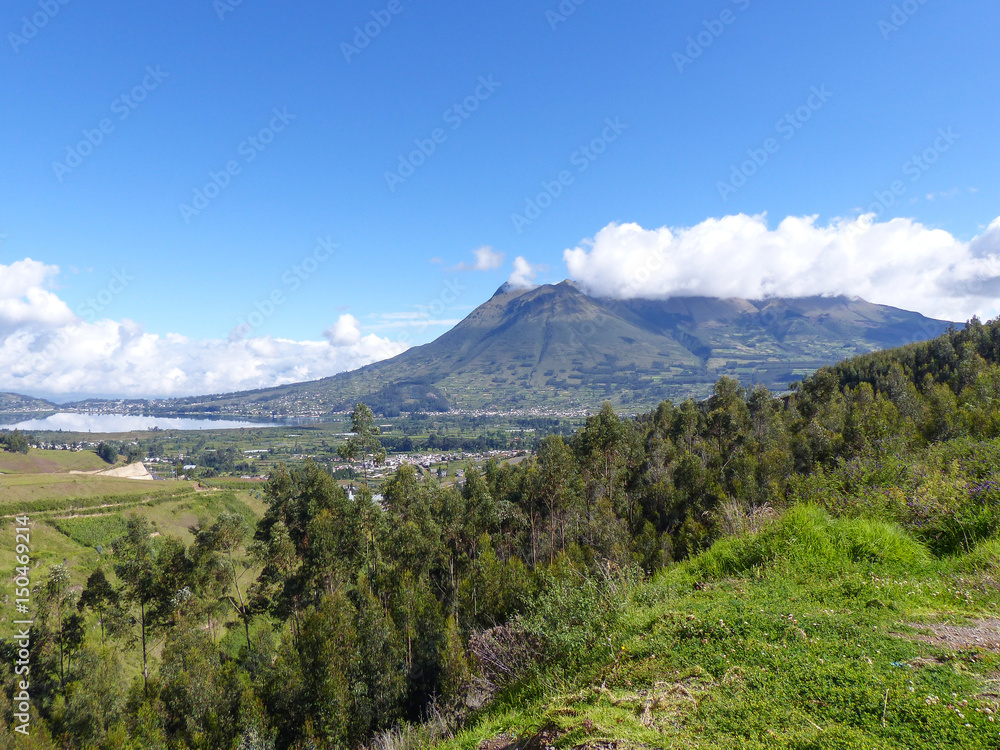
[2,0,999,398]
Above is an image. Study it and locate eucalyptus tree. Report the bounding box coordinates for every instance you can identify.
[193,512,255,652]
[337,402,386,485]
[78,568,119,645]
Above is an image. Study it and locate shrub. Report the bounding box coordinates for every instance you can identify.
[96,442,119,464]
[836,517,930,568]
[691,505,929,579]
[0,429,30,454]
[958,536,1000,574]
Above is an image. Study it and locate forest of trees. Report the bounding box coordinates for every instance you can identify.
[3,318,1000,749]
[0,429,30,454]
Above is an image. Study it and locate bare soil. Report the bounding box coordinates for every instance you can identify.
[901,618,1000,652]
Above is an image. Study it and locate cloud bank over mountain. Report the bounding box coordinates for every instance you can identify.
[565,214,1000,322]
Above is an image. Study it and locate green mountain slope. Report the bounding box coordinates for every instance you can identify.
[132,282,952,416]
[0,391,59,424]
[0,391,58,412]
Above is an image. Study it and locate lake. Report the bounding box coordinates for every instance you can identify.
[7,413,280,433]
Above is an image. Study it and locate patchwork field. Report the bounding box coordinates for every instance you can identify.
[0,448,264,586]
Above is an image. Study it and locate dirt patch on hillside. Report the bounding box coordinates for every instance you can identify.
[478,729,554,750]
[479,735,643,750]
[900,619,1000,652]
[71,461,153,480]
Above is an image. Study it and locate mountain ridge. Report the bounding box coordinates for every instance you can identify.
[42,281,953,417]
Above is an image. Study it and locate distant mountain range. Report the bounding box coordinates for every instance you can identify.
[33,281,953,418]
[0,392,59,414]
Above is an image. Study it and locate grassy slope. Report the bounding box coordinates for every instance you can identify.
[0,447,110,474]
[439,508,1000,749]
[0,473,187,507]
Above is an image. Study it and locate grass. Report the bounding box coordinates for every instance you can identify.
[0,447,110,474]
[690,505,932,580]
[959,538,1000,575]
[0,520,102,585]
[431,509,1000,749]
[0,473,188,508]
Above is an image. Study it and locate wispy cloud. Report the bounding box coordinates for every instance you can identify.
[925,188,961,202]
[450,245,505,272]
[508,256,546,288]
[365,317,463,330]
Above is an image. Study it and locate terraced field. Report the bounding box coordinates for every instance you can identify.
[0,448,264,585]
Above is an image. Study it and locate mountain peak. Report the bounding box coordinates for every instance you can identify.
[491,281,539,298]
[493,279,581,299]
[491,281,516,298]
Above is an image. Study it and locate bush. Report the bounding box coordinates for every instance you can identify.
[902,468,1000,555]
[96,442,119,464]
[691,505,929,579]
[958,536,1000,574]
[519,557,640,674]
[0,430,30,454]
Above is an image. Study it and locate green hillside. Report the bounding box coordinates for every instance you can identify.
[0,392,58,424]
[431,506,1000,749]
[0,454,264,588]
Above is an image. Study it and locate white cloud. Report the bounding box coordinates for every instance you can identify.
[366,318,463,330]
[451,245,505,272]
[926,188,961,202]
[0,270,408,399]
[0,259,75,334]
[564,215,1000,322]
[324,313,361,346]
[372,312,429,320]
[508,256,545,288]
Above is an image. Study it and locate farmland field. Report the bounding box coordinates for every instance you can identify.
[0,448,264,585]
